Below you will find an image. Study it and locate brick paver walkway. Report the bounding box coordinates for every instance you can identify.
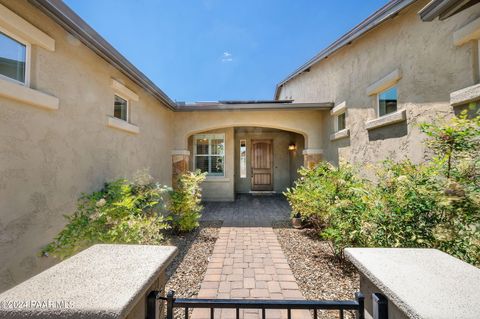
[192,227,310,319]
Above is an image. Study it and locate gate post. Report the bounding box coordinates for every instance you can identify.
[147,291,160,319]
[356,292,365,319]
[166,290,175,319]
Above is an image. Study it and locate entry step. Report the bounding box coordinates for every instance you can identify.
[249,191,277,195]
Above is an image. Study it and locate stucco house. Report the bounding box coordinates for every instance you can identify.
[0,0,479,292]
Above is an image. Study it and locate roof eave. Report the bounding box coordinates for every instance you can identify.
[419,0,480,21]
[28,0,177,110]
[274,0,416,100]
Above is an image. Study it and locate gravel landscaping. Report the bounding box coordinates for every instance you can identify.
[165,221,222,298]
[274,222,359,318]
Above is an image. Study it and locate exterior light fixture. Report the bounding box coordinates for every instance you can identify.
[288,143,296,151]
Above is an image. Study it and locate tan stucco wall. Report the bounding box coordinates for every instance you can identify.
[278,0,480,168]
[234,130,304,194]
[0,1,173,292]
[4,0,479,294]
[173,109,328,150]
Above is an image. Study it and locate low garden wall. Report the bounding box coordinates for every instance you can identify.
[346,248,480,319]
[0,244,177,319]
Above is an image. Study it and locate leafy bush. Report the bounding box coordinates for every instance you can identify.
[42,171,170,259]
[420,109,480,179]
[420,110,480,264]
[168,170,207,232]
[369,160,442,248]
[315,163,375,257]
[285,162,340,229]
[286,111,480,266]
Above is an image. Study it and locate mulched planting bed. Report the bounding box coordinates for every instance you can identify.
[273,221,359,318]
[165,221,222,298]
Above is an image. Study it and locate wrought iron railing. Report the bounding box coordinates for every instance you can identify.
[148,290,365,319]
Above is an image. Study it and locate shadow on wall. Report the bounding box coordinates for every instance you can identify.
[368,121,408,141]
[329,136,351,165]
[453,103,480,118]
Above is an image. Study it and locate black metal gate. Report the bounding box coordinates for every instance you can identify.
[148,290,365,319]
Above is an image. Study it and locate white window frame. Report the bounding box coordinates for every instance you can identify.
[334,112,346,132]
[113,93,130,123]
[239,139,247,179]
[377,86,398,118]
[0,25,31,87]
[193,134,225,177]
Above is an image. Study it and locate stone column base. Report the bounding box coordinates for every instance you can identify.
[302,149,323,169]
[172,150,190,188]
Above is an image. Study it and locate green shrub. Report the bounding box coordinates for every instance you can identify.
[42,171,170,259]
[285,162,339,229]
[317,163,376,258]
[286,111,480,266]
[420,110,480,264]
[420,109,480,179]
[285,162,378,257]
[168,170,207,232]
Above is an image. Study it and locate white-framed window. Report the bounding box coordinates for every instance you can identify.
[0,27,30,86]
[239,139,247,178]
[194,134,225,176]
[334,112,346,132]
[114,94,129,122]
[377,86,398,117]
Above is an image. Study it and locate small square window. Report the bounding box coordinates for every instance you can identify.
[114,95,128,121]
[378,86,397,117]
[0,31,27,84]
[337,113,346,131]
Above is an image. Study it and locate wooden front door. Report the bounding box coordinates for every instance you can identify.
[251,139,273,191]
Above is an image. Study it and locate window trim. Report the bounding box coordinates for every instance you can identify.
[113,93,130,123]
[193,133,226,177]
[239,139,247,179]
[334,112,346,132]
[0,25,31,87]
[107,116,139,134]
[366,69,401,96]
[111,78,139,101]
[0,3,55,51]
[377,85,398,118]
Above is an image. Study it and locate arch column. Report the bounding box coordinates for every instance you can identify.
[303,149,323,169]
[171,150,190,188]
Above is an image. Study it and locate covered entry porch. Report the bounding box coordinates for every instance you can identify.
[183,126,310,201]
[171,105,329,201]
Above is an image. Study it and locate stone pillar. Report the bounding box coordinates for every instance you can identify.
[302,149,323,169]
[172,150,190,189]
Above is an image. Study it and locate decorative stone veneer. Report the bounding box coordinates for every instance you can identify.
[172,150,190,188]
[302,149,323,169]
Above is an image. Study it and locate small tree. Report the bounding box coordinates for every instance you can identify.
[420,109,480,178]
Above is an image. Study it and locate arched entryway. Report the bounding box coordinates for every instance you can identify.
[178,126,306,201]
[171,108,327,199]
